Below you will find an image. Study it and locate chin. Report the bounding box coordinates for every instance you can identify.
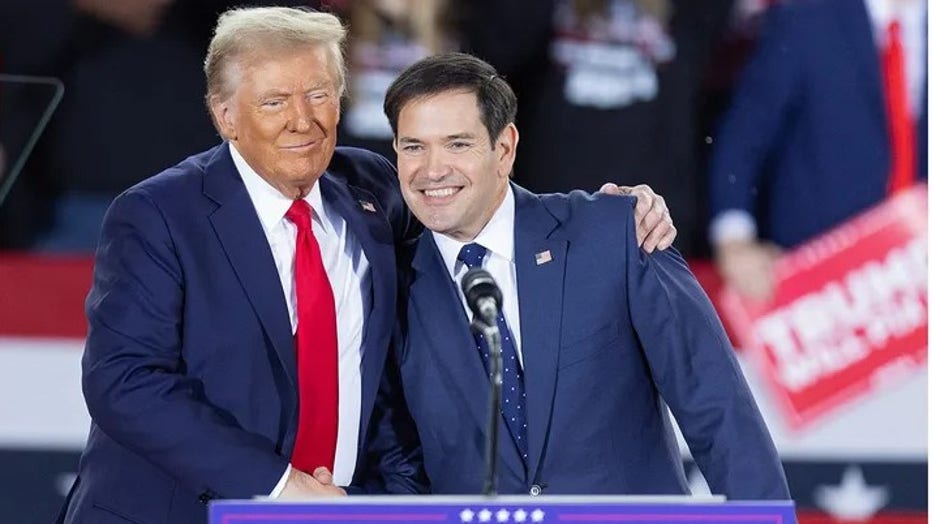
[424,215,456,235]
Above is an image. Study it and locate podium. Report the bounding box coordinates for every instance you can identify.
[210,495,797,524]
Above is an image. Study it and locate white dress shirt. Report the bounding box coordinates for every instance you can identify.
[231,144,368,493]
[432,186,524,365]
[709,0,927,246]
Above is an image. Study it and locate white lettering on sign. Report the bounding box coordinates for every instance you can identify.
[753,239,927,392]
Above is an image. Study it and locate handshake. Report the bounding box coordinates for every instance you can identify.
[280,466,347,498]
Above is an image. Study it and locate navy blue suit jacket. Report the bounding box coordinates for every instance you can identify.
[61,144,420,524]
[710,0,927,247]
[390,185,790,498]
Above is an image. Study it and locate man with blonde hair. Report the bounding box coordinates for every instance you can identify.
[59,7,675,523]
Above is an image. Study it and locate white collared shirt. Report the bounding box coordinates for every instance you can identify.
[432,186,524,365]
[231,143,368,491]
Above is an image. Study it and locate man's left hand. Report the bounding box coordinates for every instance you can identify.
[600,183,677,253]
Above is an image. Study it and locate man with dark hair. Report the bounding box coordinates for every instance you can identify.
[379,52,790,498]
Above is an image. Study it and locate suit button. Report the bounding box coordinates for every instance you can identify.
[529,484,542,496]
[198,492,213,504]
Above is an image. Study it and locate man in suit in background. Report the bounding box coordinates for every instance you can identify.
[380,52,790,498]
[708,0,927,301]
[60,7,678,523]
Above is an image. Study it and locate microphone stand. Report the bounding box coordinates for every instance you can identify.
[471,317,503,497]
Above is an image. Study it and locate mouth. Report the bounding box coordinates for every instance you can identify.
[281,140,319,152]
[420,186,463,203]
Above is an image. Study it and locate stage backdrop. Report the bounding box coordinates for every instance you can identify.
[0,254,925,523]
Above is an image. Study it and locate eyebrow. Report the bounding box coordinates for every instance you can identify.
[256,90,290,100]
[397,133,477,143]
[256,83,333,99]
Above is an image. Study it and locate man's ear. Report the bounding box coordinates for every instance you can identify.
[496,123,519,177]
[209,94,237,141]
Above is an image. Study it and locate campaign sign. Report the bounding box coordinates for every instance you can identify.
[210,496,797,524]
[720,186,928,429]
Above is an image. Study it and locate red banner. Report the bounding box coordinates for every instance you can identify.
[720,186,928,429]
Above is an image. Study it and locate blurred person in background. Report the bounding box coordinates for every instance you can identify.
[334,0,458,160]
[708,0,927,302]
[461,0,735,257]
[0,0,308,251]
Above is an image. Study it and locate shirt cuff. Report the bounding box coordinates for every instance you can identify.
[709,209,758,246]
[269,464,292,498]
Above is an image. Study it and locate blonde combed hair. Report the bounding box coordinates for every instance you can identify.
[204,6,348,104]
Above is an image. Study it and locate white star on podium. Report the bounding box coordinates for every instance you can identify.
[478,509,493,522]
[513,509,528,522]
[531,509,545,522]
[496,509,511,522]
[460,509,475,522]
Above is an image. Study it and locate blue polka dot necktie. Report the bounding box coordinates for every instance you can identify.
[457,243,529,464]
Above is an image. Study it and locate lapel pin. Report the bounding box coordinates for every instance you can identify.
[359,200,377,213]
[535,250,552,265]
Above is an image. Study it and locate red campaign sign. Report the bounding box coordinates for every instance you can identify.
[720,185,928,430]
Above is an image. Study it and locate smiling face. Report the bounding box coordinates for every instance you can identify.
[395,89,518,241]
[210,44,340,198]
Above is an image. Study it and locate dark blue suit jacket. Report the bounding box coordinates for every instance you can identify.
[710,0,927,248]
[60,144,420,524]
[390,185,789,498]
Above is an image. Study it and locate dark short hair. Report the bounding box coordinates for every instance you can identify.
[383,52,518,146]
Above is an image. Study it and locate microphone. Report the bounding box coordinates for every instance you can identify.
[461,267,504,497]
[461,267,503,327]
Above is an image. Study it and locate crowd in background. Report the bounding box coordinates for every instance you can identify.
[0,0,926,287]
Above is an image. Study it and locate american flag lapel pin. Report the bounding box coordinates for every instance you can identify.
[359,200,377,213]
[535,250,552,265]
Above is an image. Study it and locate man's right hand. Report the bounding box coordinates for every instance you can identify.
[279,467,346,499]
[715,239,781,303]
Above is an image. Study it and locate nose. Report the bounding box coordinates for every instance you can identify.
[425,149,450,180]
[287,98,313,134]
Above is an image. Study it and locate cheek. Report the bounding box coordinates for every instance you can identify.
[318,105,341,130]
[396,160,418,182]
[251,119,284,145]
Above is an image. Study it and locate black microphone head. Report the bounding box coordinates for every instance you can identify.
[461,267,503,325]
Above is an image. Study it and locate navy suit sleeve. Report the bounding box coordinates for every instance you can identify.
[621,202,790,500]
[708,4,803,220]
[329,148,423,247]
[82,190,288,499]
[353,326,430,495]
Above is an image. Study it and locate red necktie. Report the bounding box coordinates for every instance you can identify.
[286,199,339,473]
[881,20,916,194]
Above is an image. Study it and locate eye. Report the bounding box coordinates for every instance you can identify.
[401,144,424,153]
[308,90,331,104]
[261,99,284,109]
[448,141,471,150]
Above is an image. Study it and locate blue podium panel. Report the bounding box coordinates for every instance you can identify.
[210,496,797,524]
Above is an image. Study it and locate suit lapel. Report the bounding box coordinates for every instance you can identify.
[409,233,526,481]
[410,234,488,427]
[836,0,886,130]
[512,184,567,482]
[319,174,396,451]
[203,143,297,397]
